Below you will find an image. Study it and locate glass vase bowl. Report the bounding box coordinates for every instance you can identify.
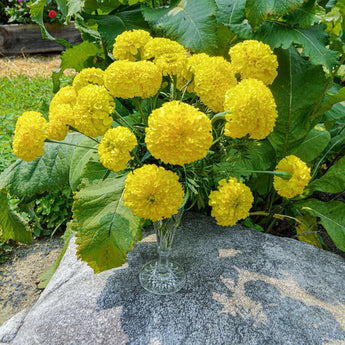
[139,209,186,295]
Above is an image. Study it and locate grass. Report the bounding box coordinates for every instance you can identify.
[0,75,73,173]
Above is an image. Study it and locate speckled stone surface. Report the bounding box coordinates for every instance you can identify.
[1,212,345,345]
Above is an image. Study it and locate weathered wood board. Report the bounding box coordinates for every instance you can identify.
[0,23,82,55]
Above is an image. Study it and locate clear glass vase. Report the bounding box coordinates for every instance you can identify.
[139,208,186,295]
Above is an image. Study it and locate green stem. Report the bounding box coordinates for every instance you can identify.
[68,126,99,143]
[132,150,143,166]
[310,53,345,121]
[311,135,345,179]
[134,97,147,124]
[244,170,291,180]
[113,110,135,131]
[45,138,98,151]
[249,211,302,223]
[211,111,230,125]
[180,77,194,102]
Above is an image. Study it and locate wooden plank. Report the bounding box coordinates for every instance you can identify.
[0,23,82,55]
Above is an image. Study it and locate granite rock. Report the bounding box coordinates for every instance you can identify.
[1,212,345,345]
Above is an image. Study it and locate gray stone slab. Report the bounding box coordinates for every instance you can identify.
[1,212,345,345]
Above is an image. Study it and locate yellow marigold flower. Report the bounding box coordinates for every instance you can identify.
[103,60,162,99]
[112,29,152,61]
[229,40,278,85]
[224,78,278,140]
[194,56,237,113]
[49,85,77,110]
[47,104,73,141]
[73,84,115,137]
[273,155,311,198]
[143,37,188,77]
[208,178,254,226]
[187,53,210,73]
[98,126,138,172]
[145,101,213,166]
[12,111,47,161]
[124,164,185,222]
[72,68,104,92]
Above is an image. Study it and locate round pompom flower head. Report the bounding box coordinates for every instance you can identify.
[145,101,213,166]
[208,178,254,226]
[98,126,138,172]
[72,68,104,92]
[273,155,311,198]
[229,40,278,85]
[112,29,152,61]
[12,111,47,161]
[193,56,237,113]
[48,10,57,18]
[124,164,185,222]
[104,60,162,99]
[224,78,278,140]
[73,84,115,137]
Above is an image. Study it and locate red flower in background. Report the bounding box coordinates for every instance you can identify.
[48,10,57,18]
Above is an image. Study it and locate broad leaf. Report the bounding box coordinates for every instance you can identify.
[0,191,31,244]
[142,0,218,53]
[60,41,103,72]
[253,23,339,71]
[268,47,327,157]
[245,0,305,28]
[316,87,345,117]
[290,127,331,162]
[84,0,122,14]
[84,5,150,49]
[296,199,345,251]
[324,102,345,126]
[286,0,318,29]
[30,0,71,47]
[67,0,84,17]
[73,161,142,273]
[0,133,84,197]
[69,137,99,191]
[56,0,68,17]
[215,0,246,25]
[295,214,323,248]
[307,155,345,194]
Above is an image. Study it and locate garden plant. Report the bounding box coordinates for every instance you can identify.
[0,0,344,276]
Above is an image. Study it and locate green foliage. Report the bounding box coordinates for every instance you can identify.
[73,161,143,273]
[142,0,218,53]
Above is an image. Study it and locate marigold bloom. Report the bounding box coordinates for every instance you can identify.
[145,101,213,166]
[143,37,188,77]
[124,164,185,222]
[208,178,254,226]
[224,78,278,140]
[47,104,74,141]
[12,111,47,161]
[49,85,77,111]
[72,68,104,92]
[229,40,278,85]
[73,84,115,137]
[98,127,137,172]
[194,56,237,113]
[273,155,311,198]
[104,60,162,99]
[112,29,152,61]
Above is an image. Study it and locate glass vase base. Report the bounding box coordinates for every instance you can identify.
[139,260,186,295]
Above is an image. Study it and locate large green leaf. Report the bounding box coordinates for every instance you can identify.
[60,41,103,72]
[290,127,331,162]
[56,0,67,17]
[286,0,318,29]
[0,133,84,197]
[142,0,218,53]
[268,47,327,157]
[67,0,84,17]
[245,0,305,28]
[73,161,142,273]
[69,137,99,191]
[0,191,31,244]
[316,87,345,117]
[307,155,345,194]
[84,5,150,49]
[30,0,71,47]
[215,0,246,25]
[253,23,339,71]
[296,198,345,251]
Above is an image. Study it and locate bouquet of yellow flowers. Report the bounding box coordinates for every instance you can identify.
[9,30,325,275]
